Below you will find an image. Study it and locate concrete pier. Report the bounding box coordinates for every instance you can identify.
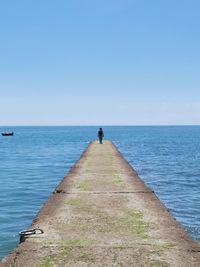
[1,141,200,266]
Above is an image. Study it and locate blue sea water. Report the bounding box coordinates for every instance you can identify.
[0,126,200,260]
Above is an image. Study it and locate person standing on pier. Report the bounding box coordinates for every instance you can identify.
[98,128,104,144]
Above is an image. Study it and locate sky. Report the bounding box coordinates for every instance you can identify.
[0,0,200,125]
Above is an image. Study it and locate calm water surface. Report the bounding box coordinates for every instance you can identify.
[0,126,200,259]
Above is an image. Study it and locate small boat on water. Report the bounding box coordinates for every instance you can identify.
[1,132,14,136]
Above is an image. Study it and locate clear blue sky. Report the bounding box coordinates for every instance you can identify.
[0,0,200,125]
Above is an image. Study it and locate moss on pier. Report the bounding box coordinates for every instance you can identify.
[119,208,150,238]
[77,179,91,191]
[112,173,126,188]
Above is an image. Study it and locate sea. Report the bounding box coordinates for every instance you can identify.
[0,126,200,260]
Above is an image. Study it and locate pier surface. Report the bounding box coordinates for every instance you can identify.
[1,141,200,266]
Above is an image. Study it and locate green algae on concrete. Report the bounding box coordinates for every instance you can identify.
[61,195,150,240]
[77,179,92,191]
[119,208,150,238]
[112,173,126,188]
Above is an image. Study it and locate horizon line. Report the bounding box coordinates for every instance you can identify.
[1,124,200,127]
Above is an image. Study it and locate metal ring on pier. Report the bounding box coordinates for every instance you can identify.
[19,228,44,243]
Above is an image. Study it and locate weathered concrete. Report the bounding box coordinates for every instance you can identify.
[1,141,200,267]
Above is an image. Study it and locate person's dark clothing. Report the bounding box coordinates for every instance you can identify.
[98,128,104,144]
